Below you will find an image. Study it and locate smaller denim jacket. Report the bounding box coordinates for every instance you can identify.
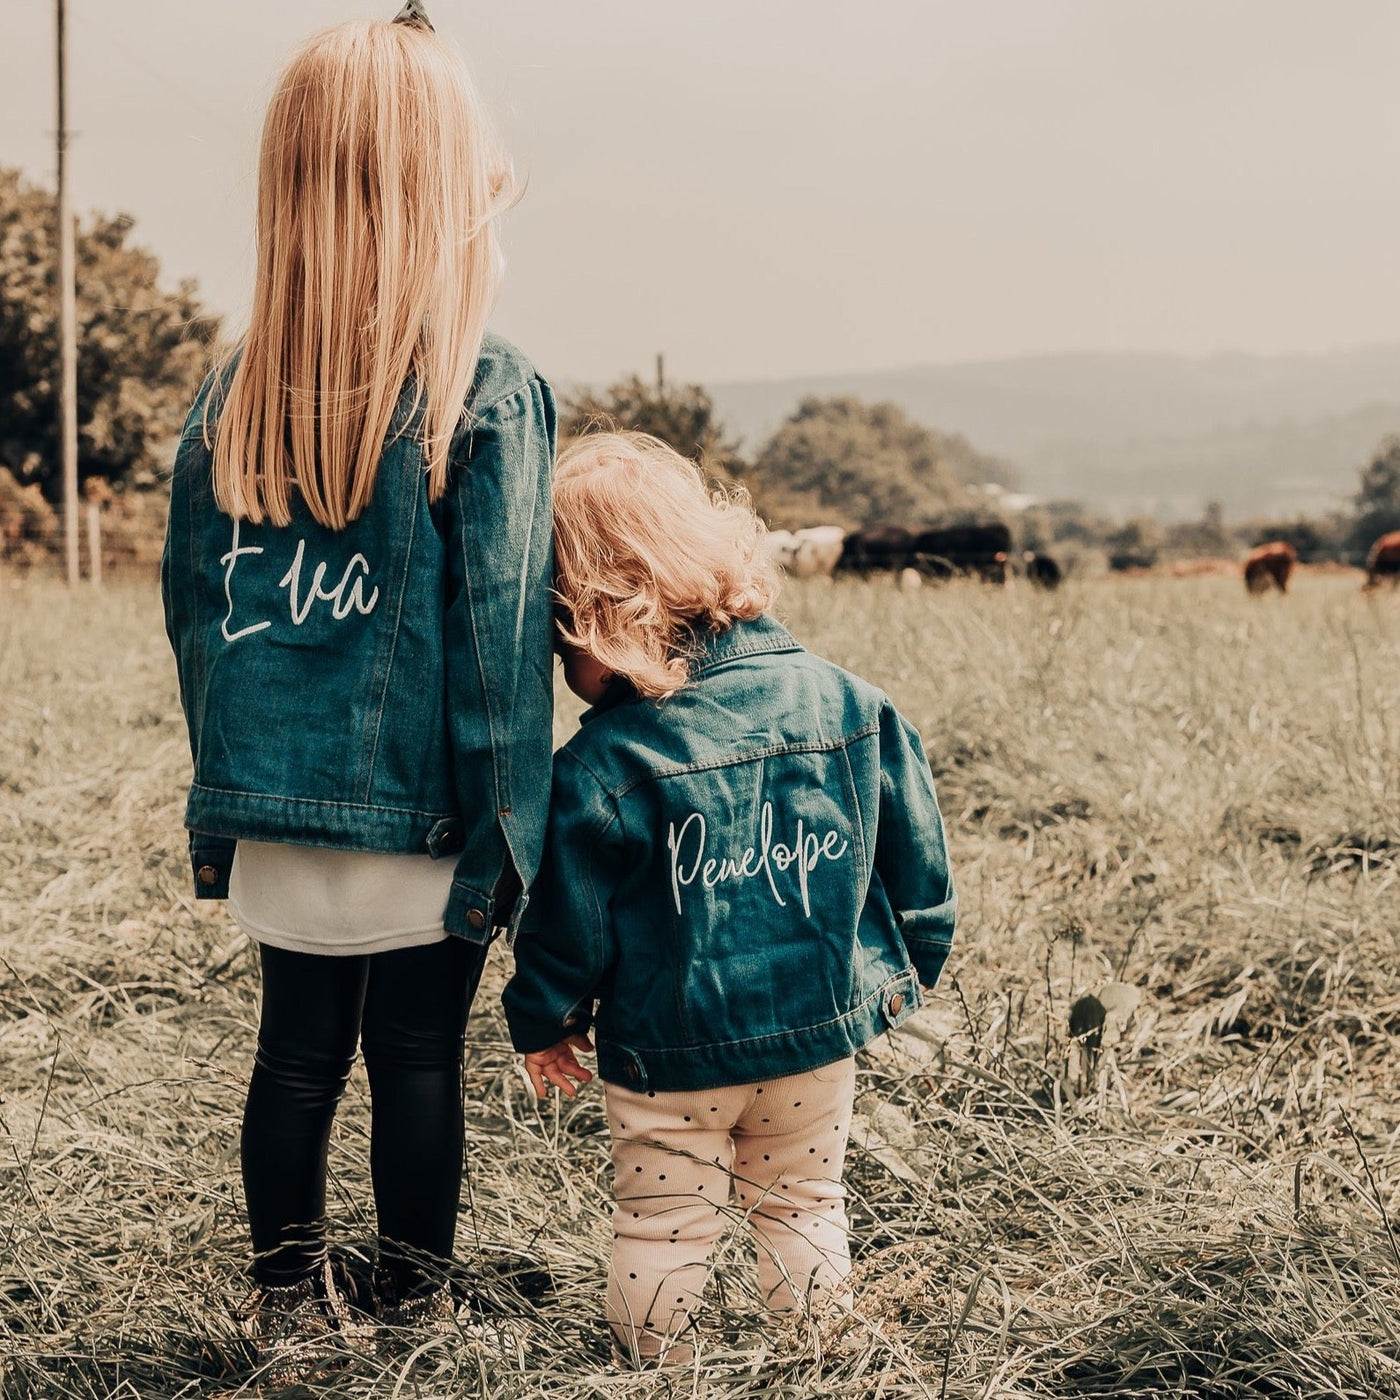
[502,615,957,1092]
[161,332,557,942]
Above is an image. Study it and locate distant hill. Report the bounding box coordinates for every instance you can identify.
[709,346,1400,519]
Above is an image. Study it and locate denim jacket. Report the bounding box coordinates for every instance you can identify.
[502,615,956,1091]
[160,333,557,942]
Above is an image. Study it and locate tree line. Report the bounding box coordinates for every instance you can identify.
[560,374,1400,571]
[562,372,1013,534]
[2,164,1397,571]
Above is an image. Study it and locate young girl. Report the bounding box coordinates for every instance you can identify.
[161,6,556,1383]
[503,432,956,1364]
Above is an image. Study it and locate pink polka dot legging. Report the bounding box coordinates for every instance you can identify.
[604,1057,855,1362]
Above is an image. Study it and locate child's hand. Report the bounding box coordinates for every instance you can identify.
[524,1035,595,1099]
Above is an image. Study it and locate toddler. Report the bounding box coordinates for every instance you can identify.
[503,431,956,1363]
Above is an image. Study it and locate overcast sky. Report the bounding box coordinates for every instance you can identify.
[3,1,1399,387]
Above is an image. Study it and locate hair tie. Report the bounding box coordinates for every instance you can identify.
[391,0,434,30]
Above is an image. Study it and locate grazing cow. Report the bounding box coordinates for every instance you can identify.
[1363,530,1400,591]
[836,524,916,575]
[910,523,1012,584]
[1024,552,1063,590]
[1244,540,1297,595]
[788,525,846,578]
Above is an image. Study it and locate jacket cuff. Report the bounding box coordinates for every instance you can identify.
[898,896,957,941]
[908,941,952,992]
[898,898,955,989]
[443,879,497,943]
[189,831,237,901]
[504,1004,593,1056]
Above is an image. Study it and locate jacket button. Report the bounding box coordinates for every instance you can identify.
[197,865,219,887]
[466,908,488,932]
[889,993,905,1017]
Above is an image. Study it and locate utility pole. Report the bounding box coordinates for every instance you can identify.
[656,352,665,395]
[57,0,80,586]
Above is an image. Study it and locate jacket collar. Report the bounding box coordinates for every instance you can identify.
[579,614,801,725]
[689,613,802,675]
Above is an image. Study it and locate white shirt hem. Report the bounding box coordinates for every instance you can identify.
[230,906,450,957]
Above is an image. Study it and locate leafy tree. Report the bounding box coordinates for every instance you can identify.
[1020,498,1117,552]
[560,373,745,482]
[749,396,983,530]
[1105,516,1164,571]
[929,429,1020,490]
[1164,500,1233,558]
[0,166,219,500]
[1240,516,1346,564]
[1350,435,1400,559]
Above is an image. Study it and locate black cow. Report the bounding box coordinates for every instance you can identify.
[1024,552,1063,589]
[909,523,1012,584]
[836,524,915,575]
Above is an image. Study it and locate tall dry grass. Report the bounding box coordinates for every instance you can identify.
[2,573,1398,1398]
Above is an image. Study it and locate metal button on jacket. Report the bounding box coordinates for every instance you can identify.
[197,865,219,887]
[888,993,905,1017]
[466,908,488,932]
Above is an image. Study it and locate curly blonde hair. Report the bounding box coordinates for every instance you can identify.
[552,432,778,699]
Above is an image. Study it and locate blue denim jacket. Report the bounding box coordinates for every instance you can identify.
[160,333,557,942]
[502,615,956,1091]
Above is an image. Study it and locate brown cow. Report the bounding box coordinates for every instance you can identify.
[1363,530,1400,591]
[1244,541,1296,595]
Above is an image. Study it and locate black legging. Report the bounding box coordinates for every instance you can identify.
[241,937,489,1290]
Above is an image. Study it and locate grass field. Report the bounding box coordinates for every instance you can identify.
[3,572,1399,1398]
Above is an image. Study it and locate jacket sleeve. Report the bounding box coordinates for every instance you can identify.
[874,699,957,990]
[162,395,240,901]
[502,755,624,1055]
[439,375,557,938]
[159,468,182,678]
[161,402,209,752]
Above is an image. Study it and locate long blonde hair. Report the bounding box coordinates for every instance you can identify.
[553,432,778,699]
[211,19,514,529]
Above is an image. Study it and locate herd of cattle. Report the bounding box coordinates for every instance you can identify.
[763,522,1063,588]
[764,523,1400,593]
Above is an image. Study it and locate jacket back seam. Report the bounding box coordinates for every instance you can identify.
[360,453,420,801]
[597,721,883,802]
